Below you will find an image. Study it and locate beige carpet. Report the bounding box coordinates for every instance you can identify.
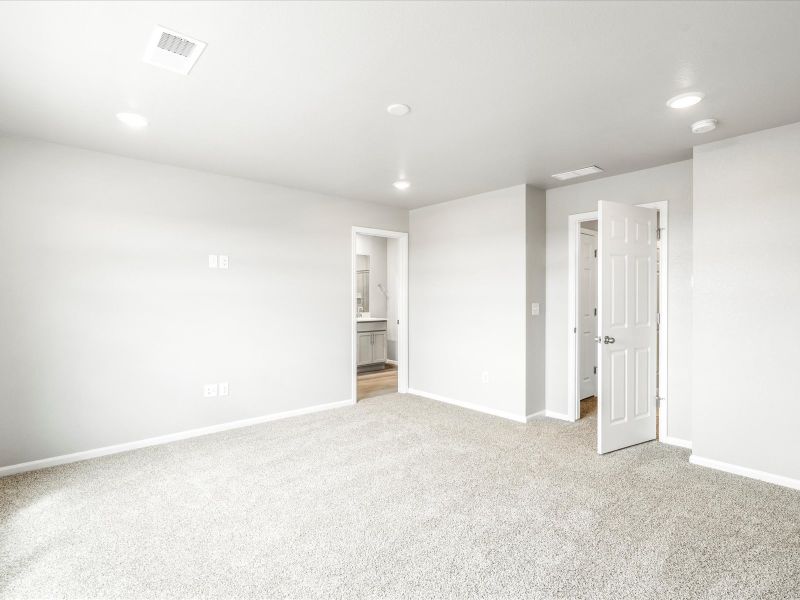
[1,394,798,599]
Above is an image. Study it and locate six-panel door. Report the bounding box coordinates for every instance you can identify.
[597,201,658,454]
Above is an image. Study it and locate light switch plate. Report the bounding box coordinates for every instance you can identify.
[531,302,540,316]
[218,382,229,397]
[208,254,218,269]
[219,255,229,270]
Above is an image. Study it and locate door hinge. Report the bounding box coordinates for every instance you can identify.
[593,249,597,258]
[594,307,597,316]
[593,366,597,375]
[656,312,661,327]
[657,227,664,241]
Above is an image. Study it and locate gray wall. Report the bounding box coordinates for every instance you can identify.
[0,137,407,468]
[409,185,528,418]
[545,161,693,442]
[692,122,800,480]
[525,186,547,416]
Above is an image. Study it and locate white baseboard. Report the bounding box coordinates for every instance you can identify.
[407,388,527,424]
[525,410,545,422]
[661,435,692,449]
[0,399,353,479]
[385,359,398,366]
[689,454,800,491]
[544,410,572,422]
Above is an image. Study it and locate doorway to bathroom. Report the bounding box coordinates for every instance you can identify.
[351,227,408,401]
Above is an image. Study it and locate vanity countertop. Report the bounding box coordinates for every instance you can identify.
[357,317,387,322]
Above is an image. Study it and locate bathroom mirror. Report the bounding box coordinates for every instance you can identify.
[356,254,370,314]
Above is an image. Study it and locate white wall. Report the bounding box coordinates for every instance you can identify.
[545,161,693,442]
[526,186,547,416]
[692,122,800,482]
[355,234,388,318]
[0,137,407,468]
[409,185,529,419]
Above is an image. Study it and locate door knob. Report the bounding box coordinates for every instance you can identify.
[603,336,616,344]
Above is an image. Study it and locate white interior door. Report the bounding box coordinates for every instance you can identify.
[597,201,657,454]
[579,230,598,399]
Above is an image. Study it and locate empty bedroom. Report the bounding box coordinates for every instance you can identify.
[1,1,799,599]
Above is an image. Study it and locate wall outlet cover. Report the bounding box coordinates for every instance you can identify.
[203,383,218,397]
[481,371,490,384]
[218,382,229,397]
[208,254,218,269]
[219,255,229,269]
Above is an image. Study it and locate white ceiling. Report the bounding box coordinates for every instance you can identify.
[1,1,799,208]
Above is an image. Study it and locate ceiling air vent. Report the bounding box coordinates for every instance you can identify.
[551,165,604,181]
[143,26,206,75]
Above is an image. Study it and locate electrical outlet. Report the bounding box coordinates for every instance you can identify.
[218,255,229,270]
[208,254,218,269]
[203,383,218,397]
[481,371,490,384]
[218,382,229,397]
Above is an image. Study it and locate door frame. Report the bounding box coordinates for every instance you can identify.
[351,226,409,403]
[566,201,669,443]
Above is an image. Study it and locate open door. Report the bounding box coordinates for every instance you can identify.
[597,201,657,454]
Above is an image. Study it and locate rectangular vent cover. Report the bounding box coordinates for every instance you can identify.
[552,165,604,181]
[143,26,206,75]
[158,32,195,57]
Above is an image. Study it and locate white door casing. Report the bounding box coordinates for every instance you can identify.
[579,230,598,399]
[597,201,658,454]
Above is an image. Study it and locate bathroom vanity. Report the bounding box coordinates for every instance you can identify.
[357,318,387,372]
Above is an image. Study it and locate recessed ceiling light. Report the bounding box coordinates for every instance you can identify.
[552,165,604,181]
[393,180,411,190]
[386,104,411,117]
[116,112,148,128]
[691,118,718,134]
[666,92,705,109]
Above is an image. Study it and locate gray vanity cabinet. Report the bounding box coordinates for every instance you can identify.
[357,332,374,366]
[370,330,387,363]
[357,320,387,368]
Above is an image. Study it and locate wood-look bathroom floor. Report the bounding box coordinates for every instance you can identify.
[357,363,398,400]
